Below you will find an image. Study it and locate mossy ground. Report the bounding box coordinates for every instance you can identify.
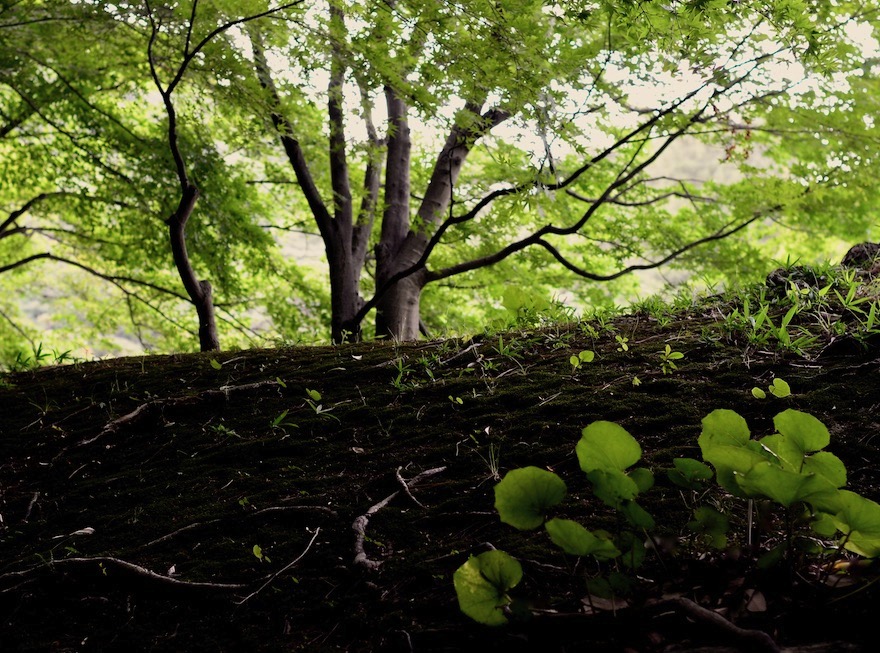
[2,278,880,651]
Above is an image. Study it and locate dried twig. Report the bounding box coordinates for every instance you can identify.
[0,556,245,594]
[237,527,321,606]
[137,505,337,550]
[78,380,283,447]
[353,466,446,570]
[395,466,425,508]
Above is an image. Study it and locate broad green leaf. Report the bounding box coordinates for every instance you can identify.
[699,409,750,453]
[811,512,839,538]
[735,462,836,507]
[802,451,847,488]
[773,409,829,453]
[617,531,646,569]
[758,433,801,470]
[628,467,654,494]
[688,506,729,549]
[494,467,566,530]
[306,388,322,402]
[453,550,522,625]
[701,445,767,497]
[751,387,767,399]
[578,350,595,362]
[620,500,655,529]
[586,469,639,508]
[544,518,621,558]
[833,491,880,558]
[673,457,713,481]
[577,421,641,472]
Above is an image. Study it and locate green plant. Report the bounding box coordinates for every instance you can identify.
[304,388,340,423]
[751,377,791,399]
[456,409,880,626]
[568,349,595,372]
[659,344,684,374]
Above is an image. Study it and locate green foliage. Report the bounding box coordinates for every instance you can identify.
[457,408,880,626]
[494,467,566,530]
[453,550,522,626]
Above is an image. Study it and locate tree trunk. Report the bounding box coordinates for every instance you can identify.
[167,184,220,351]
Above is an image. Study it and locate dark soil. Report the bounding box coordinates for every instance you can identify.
[2,288,879,652]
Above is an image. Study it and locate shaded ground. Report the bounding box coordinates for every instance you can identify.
[2,278,880,652]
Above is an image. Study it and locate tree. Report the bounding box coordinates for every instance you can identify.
[0,1,320,358]
[249,0,880,342]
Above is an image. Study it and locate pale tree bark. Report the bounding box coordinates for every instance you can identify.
[373,101,510,339]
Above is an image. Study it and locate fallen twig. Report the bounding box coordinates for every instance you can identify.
[395,466,425,508]
[237,527,321,606]
[78,380,283,447]
[353,466,446,570]
[136,505,337,550]
[0,556,245,595]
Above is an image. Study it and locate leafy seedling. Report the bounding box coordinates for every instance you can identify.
[659,344,684,374]
[453,550,523,626]
[569,349,595,372]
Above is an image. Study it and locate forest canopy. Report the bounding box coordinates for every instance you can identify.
[1,0,878,365]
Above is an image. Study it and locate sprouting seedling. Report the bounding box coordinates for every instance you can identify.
[569,350,595,372]
[659,344,684,374]
[305,388,340,422]
[448,395,464,405]
[751,377,791,399]
[252,544,271,563]
[209,358,222,370]
[615,335,629,352]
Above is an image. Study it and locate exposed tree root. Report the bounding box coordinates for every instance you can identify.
[669,596,781,653]
[353,466,446,570]
[0,556,246,595]
[78,379,283,447]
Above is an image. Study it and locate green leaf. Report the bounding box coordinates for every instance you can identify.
[751,387,767,399]
[578,350,595,363]
[688,506,729,549]
[494,467,567,530]
[620,500,655,529]
[673,458,713,482]
[735,462,836,507]
[774,409,830,453]
[628,467,654,494]
[586,469,639,508]
[811,512,838,538]
[453,550,522,625]
[577,421,642,473]
[209,358,222,370]
[802,451,847,488]
[306,388,322,402]
[833,491,880,558]
[769,378,791,398]
[544,518,621,558]
[699,409,750,452]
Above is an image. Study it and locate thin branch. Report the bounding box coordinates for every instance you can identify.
[236,527,321,606]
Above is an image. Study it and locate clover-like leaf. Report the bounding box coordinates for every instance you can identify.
[769,378,791,398]
[454,550,522,625]
[494,467,566,530]
[688,506,730,549]
[577,421,641,473]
